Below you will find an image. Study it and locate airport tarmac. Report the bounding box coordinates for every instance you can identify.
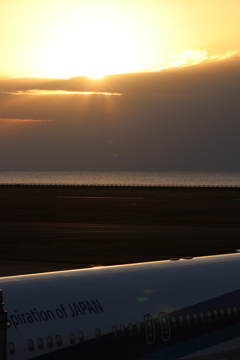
[1,185,240,276]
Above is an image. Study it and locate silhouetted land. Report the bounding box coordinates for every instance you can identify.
[1,185,240,276]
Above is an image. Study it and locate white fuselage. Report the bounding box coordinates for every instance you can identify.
[1,253,240,360]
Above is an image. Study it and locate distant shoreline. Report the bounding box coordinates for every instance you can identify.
[1,170,240,188]
[0,184,240,189]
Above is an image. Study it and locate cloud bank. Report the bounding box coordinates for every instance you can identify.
[0,53,239,171]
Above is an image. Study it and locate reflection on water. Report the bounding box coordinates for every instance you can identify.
[0,170,240,187]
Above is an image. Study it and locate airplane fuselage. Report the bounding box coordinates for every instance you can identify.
[1,253,240,359]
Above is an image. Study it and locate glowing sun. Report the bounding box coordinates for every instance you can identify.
[40,5,143,78]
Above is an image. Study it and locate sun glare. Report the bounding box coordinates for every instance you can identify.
[39,4,145,78]
[87,72,106,80]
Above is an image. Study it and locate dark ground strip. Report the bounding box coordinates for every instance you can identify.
[1,185,240,276]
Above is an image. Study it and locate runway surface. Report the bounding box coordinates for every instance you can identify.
[1,185,240,276]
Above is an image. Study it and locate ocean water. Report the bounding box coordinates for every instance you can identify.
[0,171,240,187]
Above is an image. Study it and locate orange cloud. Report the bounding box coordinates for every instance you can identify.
[0,118,54,122]
[1,90,122,96]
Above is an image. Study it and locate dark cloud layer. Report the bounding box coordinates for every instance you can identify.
[0,56,239,171]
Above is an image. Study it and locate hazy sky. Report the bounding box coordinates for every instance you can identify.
[0,0,239,171]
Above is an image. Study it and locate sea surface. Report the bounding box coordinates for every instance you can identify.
[0,171,240,187]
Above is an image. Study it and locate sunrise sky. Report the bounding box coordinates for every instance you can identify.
[1,0,240,78]
[0,0,240,171]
